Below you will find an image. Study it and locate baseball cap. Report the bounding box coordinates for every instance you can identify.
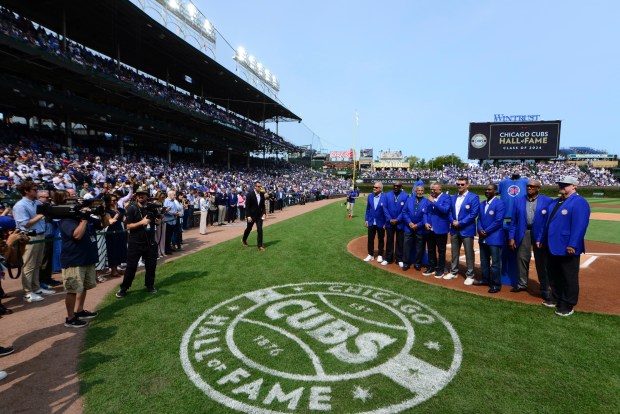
[556,176,578,185]
[0,216,16,230]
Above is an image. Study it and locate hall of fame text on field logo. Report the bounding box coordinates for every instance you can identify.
[180,282,462,413]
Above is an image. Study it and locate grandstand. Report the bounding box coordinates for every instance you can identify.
[0,1,302,165]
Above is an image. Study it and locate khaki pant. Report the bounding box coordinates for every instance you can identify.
[200,210,208,234]
[22,234,46,293]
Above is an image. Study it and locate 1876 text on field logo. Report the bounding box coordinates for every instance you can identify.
[180,283,462,413]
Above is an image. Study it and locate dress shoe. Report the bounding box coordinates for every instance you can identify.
[242,240,249,247]
[402,265,410,271]
[414,266,421,271]
[258,246,265,251]
[510,287,527,293]
[488,287,501,294]
[473,280,488,286]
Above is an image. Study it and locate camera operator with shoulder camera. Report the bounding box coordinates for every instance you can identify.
[12,180,54,302]
[57,191,106,328]
[116,186,161,298]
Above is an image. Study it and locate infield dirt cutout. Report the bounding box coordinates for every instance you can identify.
[181,282,462,413]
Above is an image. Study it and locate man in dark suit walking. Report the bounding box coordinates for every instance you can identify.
[242,181,267,251]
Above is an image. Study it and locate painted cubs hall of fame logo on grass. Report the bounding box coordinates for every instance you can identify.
[180,283,462,413]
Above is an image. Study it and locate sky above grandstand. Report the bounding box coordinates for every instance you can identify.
[193,0,619,161]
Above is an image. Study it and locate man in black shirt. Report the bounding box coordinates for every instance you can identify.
[116,187,159,298]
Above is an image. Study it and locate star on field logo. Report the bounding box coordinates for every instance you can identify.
[180,283,462,413]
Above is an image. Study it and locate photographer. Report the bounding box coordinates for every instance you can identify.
[58,192,104,328]
[12,181,55,302]
[116,187,160,298]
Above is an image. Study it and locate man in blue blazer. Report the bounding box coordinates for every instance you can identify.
[540,176,590,317]
[446,177,480,284]
[476,184,506,293]
[423,182,451,277]
[508,179,553,301]
[364,182,387,263]
[381,181,409,266]
[402,185,431,271]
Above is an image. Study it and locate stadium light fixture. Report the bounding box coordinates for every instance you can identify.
[186,3,197,19]
[233,48,280,92]
[152,0,217,52]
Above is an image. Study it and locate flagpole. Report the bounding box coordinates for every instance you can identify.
[352,111,358,189]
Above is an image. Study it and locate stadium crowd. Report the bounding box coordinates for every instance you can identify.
[0,7,292,150]
[360,162,618,187]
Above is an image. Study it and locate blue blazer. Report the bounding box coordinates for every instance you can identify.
[382,190,409,230]
[426,193,451,234]
[365,193,388,227]
[478,198,506,246]
[508,194,552,247]
[402,196,431,234]
[449,192,480,237]
[543,194,590,256]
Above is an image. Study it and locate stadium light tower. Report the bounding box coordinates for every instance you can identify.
[234,46,280,95]
[136,0,217,57]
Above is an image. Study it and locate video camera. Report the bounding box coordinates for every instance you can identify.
[144,201,163,221]
[37,198,105,220]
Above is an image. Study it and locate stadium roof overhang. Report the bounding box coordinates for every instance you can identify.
[0,0,301,124]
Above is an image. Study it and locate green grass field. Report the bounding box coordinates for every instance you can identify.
[81,201,620,413]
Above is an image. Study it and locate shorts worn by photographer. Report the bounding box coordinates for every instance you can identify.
[59,214,101,328]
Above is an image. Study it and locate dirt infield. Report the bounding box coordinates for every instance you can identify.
[590,212,620,221]
[0,199,342,414]
[347,236,620,315]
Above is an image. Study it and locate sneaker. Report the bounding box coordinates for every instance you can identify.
[0,371,6,381]
[115,289,127,298]
[75,310,98,320]
[380,260,389,266]
[377,256,383,263]
[147,287,157,294]
[443,273,458,280]
[64,316,88,328]
[398,262,404,268]
[34,288,55,296]
[363,255,374,262]
[0,346,15,357]
[138,260,145,267]
[422,269,435,276]
[555,309,574,317]
[434,272,444,279]
[23,292,44,303]
[463,278,475,286]
[541,300,557,308]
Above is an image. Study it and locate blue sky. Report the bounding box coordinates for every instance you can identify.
[189,0,619,161]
